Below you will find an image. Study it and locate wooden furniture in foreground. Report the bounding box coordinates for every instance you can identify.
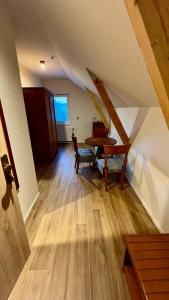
[124,0,169,130]
[87,68,130,144]
[97,144,131,191]
[72,135,96,174]
[85,137,117,147]
[123,234,169,300]
[23,88,58,164]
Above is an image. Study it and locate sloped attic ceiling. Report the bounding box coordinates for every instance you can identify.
[7,0,159,108]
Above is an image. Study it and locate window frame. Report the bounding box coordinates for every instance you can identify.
[54,94,70,125]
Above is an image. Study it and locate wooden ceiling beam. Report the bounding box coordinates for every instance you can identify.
[124,0,169,129]
[86,88,110,129]
[87,69,130,144]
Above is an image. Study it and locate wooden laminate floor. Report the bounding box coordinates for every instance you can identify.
[9,145,158,300]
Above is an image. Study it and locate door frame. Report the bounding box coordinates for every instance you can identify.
[0,100,19,190]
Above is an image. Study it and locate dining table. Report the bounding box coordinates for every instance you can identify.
[85,136,117,159]
[85,136,117,147]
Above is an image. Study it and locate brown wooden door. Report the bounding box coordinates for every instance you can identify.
[0,117,30,300]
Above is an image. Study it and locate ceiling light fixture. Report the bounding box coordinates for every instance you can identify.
[40,60,45,68]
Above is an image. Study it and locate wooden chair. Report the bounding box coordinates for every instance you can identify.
[93,127,109,158]
[97,144,131,191]
[93,127,109,138]
[92,121,105,134]
[72,135,96,174]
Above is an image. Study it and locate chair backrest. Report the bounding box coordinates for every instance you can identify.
[72,134,78,155]
[93,127,109,138]
[93,121,105,131]
[103,144,131,171]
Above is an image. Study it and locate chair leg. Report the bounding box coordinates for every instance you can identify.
[74,158,77,169]
[115,172,119,183]
[104,168,108,192]
[76,159,80,174]
[120,172,125,190]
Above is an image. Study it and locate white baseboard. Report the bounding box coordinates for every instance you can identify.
[129,180,163,233]
[24,192,40,223]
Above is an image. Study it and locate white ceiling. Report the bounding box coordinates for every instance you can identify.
[7,1,67,79]
[7,0,159,107]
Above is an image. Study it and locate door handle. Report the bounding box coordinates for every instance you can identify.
[1,154,14,184]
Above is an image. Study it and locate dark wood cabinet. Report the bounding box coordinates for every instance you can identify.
[23,87,58,164]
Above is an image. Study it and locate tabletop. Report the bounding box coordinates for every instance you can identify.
[85,137,117,147]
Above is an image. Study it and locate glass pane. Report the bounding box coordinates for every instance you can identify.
[54,96,69,123]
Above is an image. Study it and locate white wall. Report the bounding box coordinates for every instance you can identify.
[110,107,169,232]
[111,108,139,143]
[44,79,99,142]
[0,3,38,220]
[19,64,43,87]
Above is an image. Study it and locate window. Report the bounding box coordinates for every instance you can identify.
[54,95,69,124]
